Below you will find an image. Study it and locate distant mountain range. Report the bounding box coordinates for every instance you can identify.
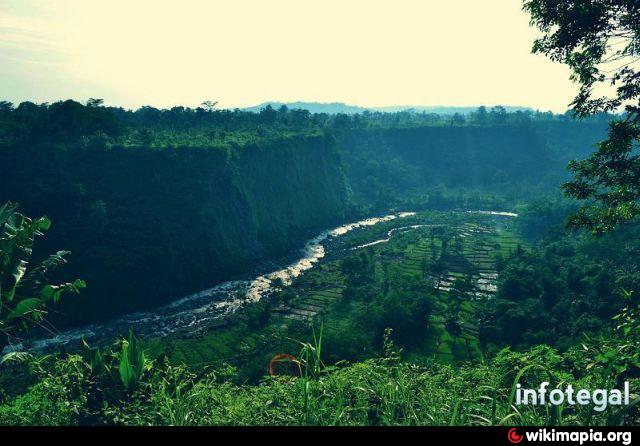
[242,101,534,115]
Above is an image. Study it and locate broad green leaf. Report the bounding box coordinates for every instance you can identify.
[3,259,28,302]
[8,297,42,319]
[119,341,137,391]
[35,216,51,232]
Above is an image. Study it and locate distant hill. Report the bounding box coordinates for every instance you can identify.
[372,105,534,114]
[243,101,534,115]
[243,101,368,114]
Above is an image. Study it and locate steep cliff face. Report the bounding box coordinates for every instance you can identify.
[0,133,350,326]
[232,134,350,253]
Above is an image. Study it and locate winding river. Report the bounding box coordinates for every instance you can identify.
[6,211,417,353]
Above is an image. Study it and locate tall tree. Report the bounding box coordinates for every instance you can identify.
[524,0,640,233]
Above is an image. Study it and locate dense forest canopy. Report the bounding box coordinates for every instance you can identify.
[0,99,612,147]
[0,99,610,328]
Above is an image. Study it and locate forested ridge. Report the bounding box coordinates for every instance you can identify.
[0,100,608,328]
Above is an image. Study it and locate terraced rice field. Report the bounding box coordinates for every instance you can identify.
[273,212,523,362]
[285,216,517,307]
[147,210,524,371]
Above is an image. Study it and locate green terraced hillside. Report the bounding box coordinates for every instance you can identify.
[146,211,525,380]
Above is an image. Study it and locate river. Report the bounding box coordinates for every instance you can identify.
[6,211,417,353]
[6,209,516,354]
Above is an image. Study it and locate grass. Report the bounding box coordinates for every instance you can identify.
[3,338,636,426]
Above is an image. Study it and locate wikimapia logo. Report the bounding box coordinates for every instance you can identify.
[507,429,632,445]
[508,428,523,444]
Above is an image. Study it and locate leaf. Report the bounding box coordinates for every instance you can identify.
[119,330,145,391]
[91,349,106,376]
[73,279,87,289]
[40,279,86,303]
[8,298,42,319]
[34,216,51,232]
[0,351,34,365]
[3,259,28,301]
[119,341,136,391]
[449,399,463,425]
[0,202,19,227]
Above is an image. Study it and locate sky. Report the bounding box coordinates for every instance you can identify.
[0,0,578,112]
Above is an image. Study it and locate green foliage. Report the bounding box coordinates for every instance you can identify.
[524,0,639,117]
[0,329,152,424]
[295,324,325,380]
[2,334,638,426]
[118,329,147,392]
[0,202,84,345]
[563,119,640,233]
[479,224,639,351]
[525,0,640,232]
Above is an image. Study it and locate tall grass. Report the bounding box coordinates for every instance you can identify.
[1,338,637,426]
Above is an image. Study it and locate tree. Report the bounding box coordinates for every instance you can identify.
[0,101,13,113]
[86,98,104,108]
[0,203,85,347]
[451,112,466,126]
[200,100,218,112]
[472,106,489,125]
[490,105,507,124]
[524,0,640,233]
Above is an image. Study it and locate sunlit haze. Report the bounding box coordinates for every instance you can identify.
[0,0,577,111]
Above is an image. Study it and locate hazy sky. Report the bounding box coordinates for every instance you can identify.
[0,0,577,111]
